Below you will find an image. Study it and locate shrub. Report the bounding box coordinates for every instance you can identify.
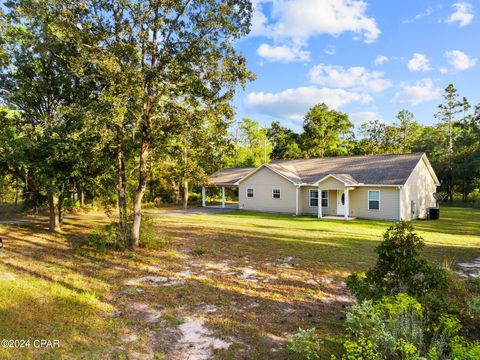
[347,221,449,317]
[83,222,122,251]
[191,247,207,256]
[62,197,80,211]
[287,328,323,360]
[342,337,378,360]
[450,336,480,359]
[344,294,425,358]
[138,216,166,249]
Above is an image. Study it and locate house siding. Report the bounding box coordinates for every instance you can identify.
[317,177,345,190]
[349,187,400,220]
[300,187,337,216]
[238,167,296,214]
[401,158,437,220]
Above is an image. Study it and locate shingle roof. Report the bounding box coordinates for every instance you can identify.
[210,153,426,186]
[209,167,255,185]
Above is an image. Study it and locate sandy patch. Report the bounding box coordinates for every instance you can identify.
[174,316,231,360]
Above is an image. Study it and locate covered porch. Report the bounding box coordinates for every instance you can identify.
[204,166,255,209]
[201,185,239,209]
[302,174,360,220]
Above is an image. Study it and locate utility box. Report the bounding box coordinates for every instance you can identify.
[427,207,440,220]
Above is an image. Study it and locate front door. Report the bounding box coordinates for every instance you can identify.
[337,190,345,215]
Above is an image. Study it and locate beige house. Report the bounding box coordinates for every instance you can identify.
[206,153,440,221]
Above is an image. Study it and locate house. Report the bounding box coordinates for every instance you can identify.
[205,153,440,221]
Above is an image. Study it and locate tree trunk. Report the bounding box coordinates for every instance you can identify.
[58,193,63,225]
[116,125,129,246]
[49,193,61,232]
[183,178,188,210]
[130,110,152,248]
[80,190,85,208]
[15,179,19,208]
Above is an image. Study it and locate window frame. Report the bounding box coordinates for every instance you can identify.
[272,188,281,199]
[368,190,381,211]
[309,190,328,207]
[246,188,254,198]
[321,190,329,208]
[309,189,318,207]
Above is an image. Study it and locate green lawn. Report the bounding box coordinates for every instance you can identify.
[0,205,478,359]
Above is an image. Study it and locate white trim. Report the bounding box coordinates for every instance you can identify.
[235,164,298,185]
[421,154,440,186]
[221,187,225,208]
[368,190,381,211]
[313,174,357,186]
[272,188,281,199]
[344,188,349,220]
[399,187,402,220]
[246,188,254,198]
[295,186,299,215]
[317,186,322,218]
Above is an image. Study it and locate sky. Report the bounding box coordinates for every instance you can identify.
[233,0,480,131]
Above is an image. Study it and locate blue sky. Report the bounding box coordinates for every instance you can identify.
[233,0,480,131]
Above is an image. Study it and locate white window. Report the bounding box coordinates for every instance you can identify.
[368,190,380,210]
[272,188,281,199]
[309,190,328,207]
[321,191,329,208]
[247,188,254,198]
[309,190,318,207]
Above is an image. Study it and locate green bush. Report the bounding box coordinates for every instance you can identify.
[342,337,378,360]
[83,222,122,251]
[339,294,473,359]
[191,247,207,256]
[62,197,80,211]
[347,221,449,317]
[466,188,480,206]
[287,328,323,360]
[450,336,480,359]
[138,216,166,249]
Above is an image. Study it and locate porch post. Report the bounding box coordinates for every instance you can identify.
[222,187,226,208]
[295,186,299,215]
[317,186,322,218]
[344,188,349,220]
[202,187,206,207]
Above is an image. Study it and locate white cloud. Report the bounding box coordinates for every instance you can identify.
[308,64,392,93]
[251,0,380,44]
[245,86,372,122]
[324,45,336,56]
[349,111,382,126]
[393,79,442,106]
[257,43,310,62]
[402,5,442,24]
[445,2,474,27]
[374,55,389,65]
[407,53,431,72]
[439,67,449,74]
[444,50,477,70]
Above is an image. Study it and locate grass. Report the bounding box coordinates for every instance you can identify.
[0,205,479,359]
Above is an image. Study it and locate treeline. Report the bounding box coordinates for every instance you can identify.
[0,0,253,247]
[232,85,480,205]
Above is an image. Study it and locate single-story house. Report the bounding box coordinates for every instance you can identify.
[205,153,440,221]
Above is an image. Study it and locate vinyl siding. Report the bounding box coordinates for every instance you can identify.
[401,158,437,220]
[300,187,337,215]
[349,187,400,220]
[238,167,296,213]
[317,177,345,190]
